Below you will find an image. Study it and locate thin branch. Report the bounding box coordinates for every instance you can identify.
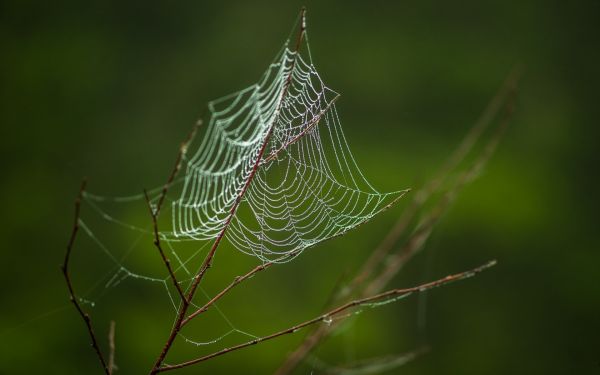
[310,346,429,375]
[144,120,202,303]
[149,96,275,374]
[366,66,518,296]
[351,67,521,292]
[155,119,203,216]
[108,320,116,375]
[157,261,496,372]
[181,262,274,326]
[148,9,309,374]
[144,189,187,302]
[61,179,110,375]
[261,94,340,165]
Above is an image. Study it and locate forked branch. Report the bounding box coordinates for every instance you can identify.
[108,320,116,375]
[144,120,202,303]
[351,67,521,292]
[149,9,309,373]
[157,260,496,372]
[61,179,110,375]
[261,94,340,165]
[144,189,186,302]
[182,262,274,326]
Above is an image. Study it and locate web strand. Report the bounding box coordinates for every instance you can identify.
[171,42,406,263]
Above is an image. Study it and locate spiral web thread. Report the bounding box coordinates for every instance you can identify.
[169,39,406,263]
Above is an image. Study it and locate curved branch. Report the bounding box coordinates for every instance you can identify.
[61,179,110,375]
[158,260,496,372]
[148,9,309,374]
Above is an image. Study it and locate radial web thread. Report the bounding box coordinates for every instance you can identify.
[169,40,406,263]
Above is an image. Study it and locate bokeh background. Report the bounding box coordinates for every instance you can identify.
[1,1,598,374]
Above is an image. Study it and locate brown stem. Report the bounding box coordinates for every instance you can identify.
[61,179,110,375]
[150,104,274,375]
[351,67,521,292]
[157,261,496,372]
[261,95,340,165]
[182,262,274,326]
[148,9,309,374]
[314,346,429,374]
[155,120,203,216]
[108,320,116,375]
[144,189,187,302]
[143,120,202,306]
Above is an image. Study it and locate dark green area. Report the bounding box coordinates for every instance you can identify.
[1,1,598,374]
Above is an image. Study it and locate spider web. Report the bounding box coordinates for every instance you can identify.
[77,21,407,348]
[169,39,406,263]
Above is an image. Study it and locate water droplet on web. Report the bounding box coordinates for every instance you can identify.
[323,316,333,325]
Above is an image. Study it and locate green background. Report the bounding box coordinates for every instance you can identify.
[1,1,598,374]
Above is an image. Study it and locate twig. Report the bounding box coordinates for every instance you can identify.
[108,320,116,374]
[144,189,187,302]
[155,120,203,216]
[309,346,429,375]
[181,262,274,326]
[261,94,340,165]
[148,9,309,374]
[157,261,496,372]
[144,120,202,302]
[367,65,518,295]
[352,67,521,292]
[61,179,110,375]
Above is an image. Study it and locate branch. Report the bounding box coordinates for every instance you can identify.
[367,76,517,295]
[157,261,496,372]
[61,179,110,375]
[144,189,187,303]
[108,320,116,375]
[181,262,274,326]
[351,67,521,292]
[155,119,203,216]
[261,94,340,166]
[309,346,429,375]
[148,9,310,373]
[145,120,202,302]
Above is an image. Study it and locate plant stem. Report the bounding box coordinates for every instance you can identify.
[148,9,308,374]
[158,261,496,372]
[61,179,110,375]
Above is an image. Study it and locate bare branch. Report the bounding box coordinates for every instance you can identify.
[309,346,429,375]
[157,261,496,372]
[61,179,110,375]
[148,10,310,374]
[182,262,273,326]
[367,66,518,295]
[143,120,202,304]
[261,95,340,165]
[144,189,187,302]
[155,120,202,216]
[352,67,521,293]
[108,320,116,375]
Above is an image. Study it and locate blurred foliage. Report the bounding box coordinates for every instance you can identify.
[0,1,599,374]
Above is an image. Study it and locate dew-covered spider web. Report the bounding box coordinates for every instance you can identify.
[168,42,406,263]
[76,17,407,350]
